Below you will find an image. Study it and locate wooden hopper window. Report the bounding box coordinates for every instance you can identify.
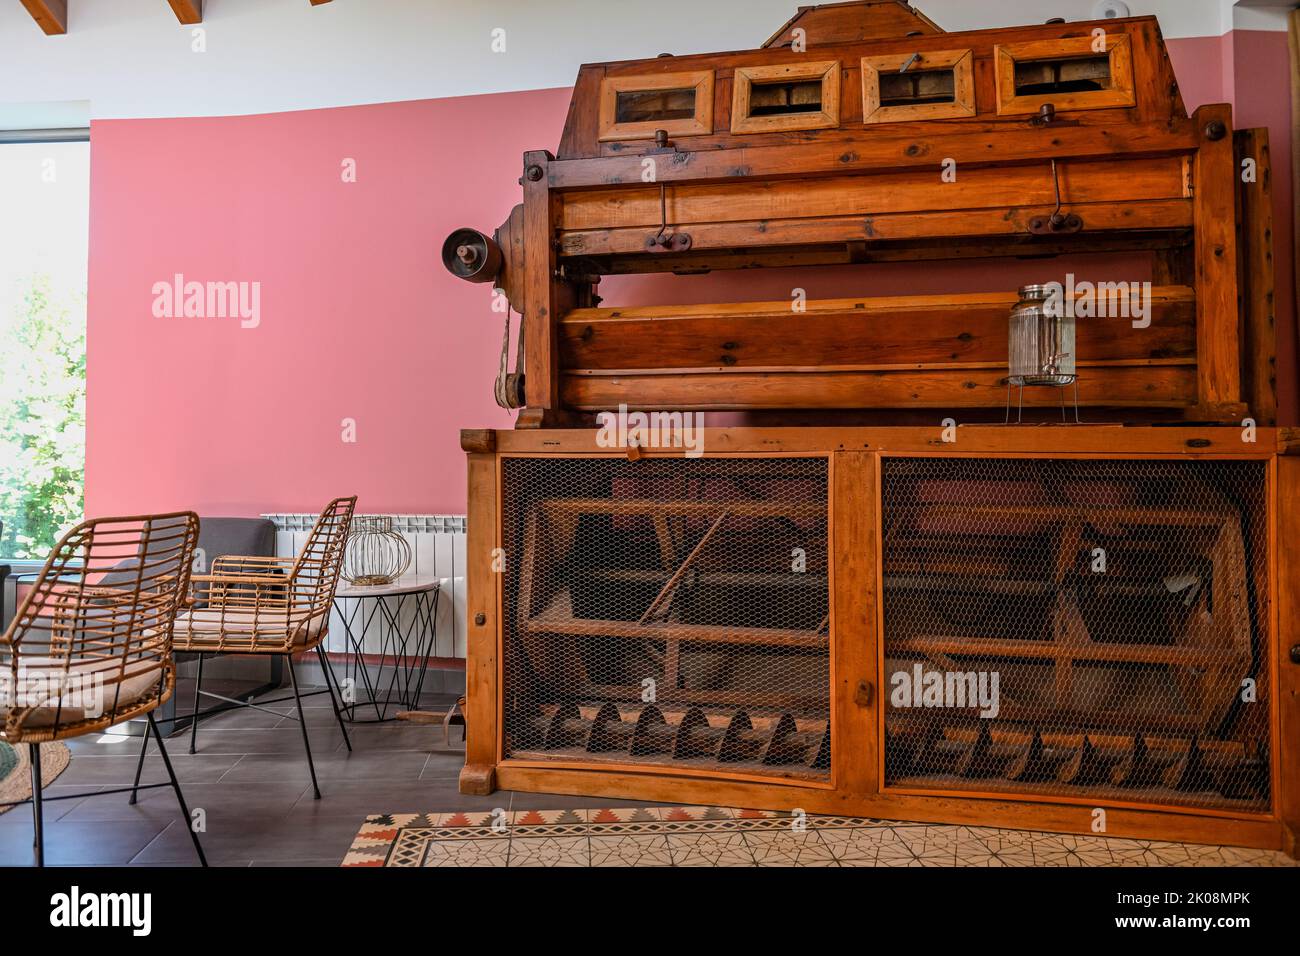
[615,87,697,124]
[747,78,824,116]
[731,60,840,134]
[861,50,974,124]
[879,69,956,107]
[995,35,1135,115]
[598,70,715,142]
[1014,54,1112,96]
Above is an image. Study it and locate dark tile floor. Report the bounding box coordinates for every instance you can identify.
[0,673,632,867]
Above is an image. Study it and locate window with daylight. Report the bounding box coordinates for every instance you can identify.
[0,136,90,560]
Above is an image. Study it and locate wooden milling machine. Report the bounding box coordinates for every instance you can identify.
[441,0,1300,855]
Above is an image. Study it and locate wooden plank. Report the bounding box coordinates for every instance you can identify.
[167,0,202,25]
[834,451,879,794]
[1236,128,1278,425]
[1191,104,1242,413]
[19,0,66,34]
[495,765,1283,847]
[524,613,826,650]
[594,233,1188,274]
[763,1,941,48]
[1292,13,1300,435]
[891,636,1237,667]
[547,119,1199,189]
[560,288,1196,371]
[557,66,606,159]
[458,448,499,795]
[520,150,565,425]
[539,498,825,519]
[637,510,729,624]
[491,425,1280,457]
[1277,458,1300,856]
[561,156,1187,231]
[562,199,1194,256]
[562,364,1197,411]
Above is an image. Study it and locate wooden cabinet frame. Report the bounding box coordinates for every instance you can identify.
[861,48,975,124]
[598,70,715,142]
[460,425,1299,858]
[731,60,841,134]
[994,33,1136,116]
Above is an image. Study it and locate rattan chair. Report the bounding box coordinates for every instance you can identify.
[137,497,357,800]
[0,512,205,866]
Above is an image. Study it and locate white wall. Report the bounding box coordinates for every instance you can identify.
[0,0,1278,121]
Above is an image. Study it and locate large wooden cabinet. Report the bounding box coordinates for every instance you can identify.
[444,2,1296,856]
[459,426,1299,855]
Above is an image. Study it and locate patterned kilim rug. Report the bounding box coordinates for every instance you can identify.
[343,806,1299,867]
[0,741,71,815]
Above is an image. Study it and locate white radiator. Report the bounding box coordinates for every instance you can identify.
[262,513,467,660]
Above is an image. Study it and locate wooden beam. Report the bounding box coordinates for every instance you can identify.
[167,0,202,25]
[1190,104,1242,413]
[1291,9,1300,428]
[309,0,332,5]
[19,0,67,35]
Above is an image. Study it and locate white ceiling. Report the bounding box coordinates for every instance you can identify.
[0,0,1286,121]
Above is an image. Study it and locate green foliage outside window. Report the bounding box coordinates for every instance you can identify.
[0,273,86,559]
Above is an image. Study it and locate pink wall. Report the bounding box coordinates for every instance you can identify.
[86,34,1296,519]
[87,90,570,518]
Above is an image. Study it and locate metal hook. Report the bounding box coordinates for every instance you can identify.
[1028,159,1083,235]
[646,183,692,252]
[653,183,669,246]
[1049,159,1065,227]
[900,52,921,73]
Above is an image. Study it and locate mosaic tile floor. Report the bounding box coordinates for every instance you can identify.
[342,807,1299,867]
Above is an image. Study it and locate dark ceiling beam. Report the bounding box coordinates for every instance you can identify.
[167,0,202,24]
[310,0,333,5]
[19,0,67,35]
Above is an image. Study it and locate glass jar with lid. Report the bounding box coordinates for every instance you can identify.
[1008,283,1076,387]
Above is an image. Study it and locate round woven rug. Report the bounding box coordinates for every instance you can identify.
[0,741,71,814]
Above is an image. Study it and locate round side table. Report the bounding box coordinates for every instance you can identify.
[331,575,442,722]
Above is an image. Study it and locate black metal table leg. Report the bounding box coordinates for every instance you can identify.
[30,744,44,865]
[148,712,207,867]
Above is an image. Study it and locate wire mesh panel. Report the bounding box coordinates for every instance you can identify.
[501,456,830,780]
[880,457,1270,811]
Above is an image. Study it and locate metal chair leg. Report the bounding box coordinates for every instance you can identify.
[148,712,207,867]
[128,724,148,804]
[29,744,44,866]
[316,644,352,752]
[189,652,206,754]
[287,654,321,799]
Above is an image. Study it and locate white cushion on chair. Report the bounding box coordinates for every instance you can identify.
[1,655,165,729]
[173,609,327,645]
